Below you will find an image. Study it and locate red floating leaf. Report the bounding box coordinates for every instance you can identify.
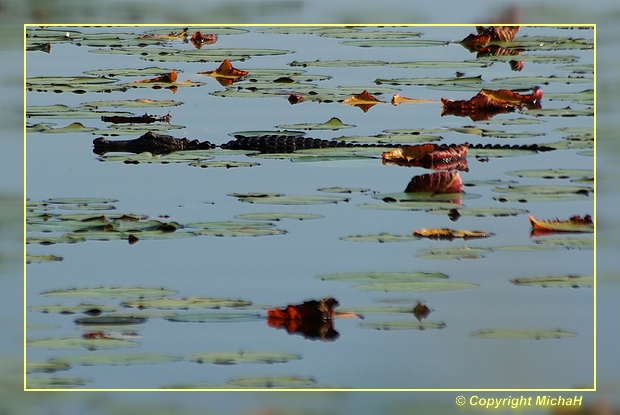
[267,298,339,321]
[382,144,469,170]
[190,31,217,49]
[529,214,594,234]
[441,87,542,121]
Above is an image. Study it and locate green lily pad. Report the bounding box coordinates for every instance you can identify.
[234,213,323,221]
[357,201,459,212]
[227,376,316,388]
[41,287,177,299]
[143,27,248,36]
[26,104,134,119]
[290,59,488,69]
[374,192,473,203]
[27,336,139,350]
[533,237,593,250]
[234,194,349,205]
[49,353,182,366]
[27,235,86,245]
[334,133,441,144]
[26,361,71,374]
[92,46,292,63]
[189,161,261,169]
[121,297,252,310]
[95,123,185,137]
[196,228,287,237]
[26,376,90,389]
[229,130,306,139]
[505,169,593,180]
[340,233,417,243]
[354,281,478,292]
[511,275,593,288]
[472,329,577,340]
[492,185,593,203]
[341,39,448,48]
[27,122,99,134]
[28,303,117,315]
[186,351,301,365]
[317,271,448,282]
[164,313,262,323]
[360,321,446,330]
[26,75,126,94]
[317,187,371,194]
[26,254,63,264]
[546,89,594,105]
[375,75,483,87]
[276,117,354,131]
[82,98,183,108]
[74,316,148,325]
[84,67,181,77]
[427,207,529,218]
[416,247,493,260]
[522,107,594,117]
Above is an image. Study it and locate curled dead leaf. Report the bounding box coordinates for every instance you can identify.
[342,90,385,112]
[382,143,469,170]
[413,228,494,240]
[529,214,594,234]
[135,70,178,84]
[441,87,542,121]
[391,94,434,106]
[267,298,339,321]
[190,31,217,49]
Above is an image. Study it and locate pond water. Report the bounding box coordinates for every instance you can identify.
[25,25,594,389]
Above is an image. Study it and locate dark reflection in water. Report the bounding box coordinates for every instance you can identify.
[267,297,340,342]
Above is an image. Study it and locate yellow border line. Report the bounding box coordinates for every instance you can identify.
[24,23,596,393]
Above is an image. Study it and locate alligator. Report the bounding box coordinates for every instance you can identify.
[93,131,555,156]
[93,131,216,155]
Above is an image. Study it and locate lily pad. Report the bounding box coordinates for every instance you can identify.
[28,303,117,315]
[511,275,593,288]
[26,361,71,374]
[426,207,529,218]
[26,376,90,389]
[276,117,355,131]
[26,254,63,264]
[27,336,139,350]
[472,329,577,340]
[533,237,593,250]
[189,161,260,169]
[121,297,252,310]
[505,169,593,180]
[26,104,134,119]
[227,376,316,388]
[49,353,182,366]
[340,233,417,243]
[317,187,370,194]
[41,287,177,299]
[27,122,98,134]
[317,271,448,282]
[416,247,493,260]
[91,46,292,63]
[234,194,349,205]
[354,281,478,292]
[186,351,301,365]
[234,213,323,221]
[26,75,126,94]
[341,39,448,48]
[492,185,593,203]
[164,313,262,323]
[357,201,459,212]
[74,316,148,326]
[360,321,446,330]
[84,67,181,77]
[375,75,483,87]
[82,98,183,108]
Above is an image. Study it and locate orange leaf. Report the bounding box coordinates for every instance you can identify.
[342,90,385,112]
[190,31,217,48]
[202,59,249,78]
[391,94,434,106]
[382,143,469,170]
[267,298,339,321]
[529,215,593,233]
[480,86,543,105]
[135,70,178,84]
[413,228,494,240]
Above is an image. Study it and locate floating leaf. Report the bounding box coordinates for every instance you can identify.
[413,228,494,240]
[505,169,593,181]
[82,98,183,109]
[317,271,448,283]
[317,187,370,194]
[472,329,577,340]
[533,237,593,250]
[427,207,528,218]
[26,104,133,119]
[26,361,71,374]
[74,316,148,326]
[26,254,63,264]
[234,213,323,221]
[416,247,493,260]
[49,353,182,366]
[27,376,90,389]
[511,275,593,288]
[375,75,483,87]
[189,160,260,169]
[355,281,478,292]
[340,233,417,243]
[164,313,262,323]
[529,215,593,233]
[27,336,139,350]
[186,351,301,365]
[227,376,316,388]
[41,287,177,299]
[360,321,446,330]
[234,194,349,205]
[121,297,252,310]
[26,75,126,93]
[342,39,448,48]
[342,90,386,112]
[28,303,117,315]
[276,117,354,131]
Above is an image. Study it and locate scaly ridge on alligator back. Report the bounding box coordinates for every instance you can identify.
[93,131,556,155]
